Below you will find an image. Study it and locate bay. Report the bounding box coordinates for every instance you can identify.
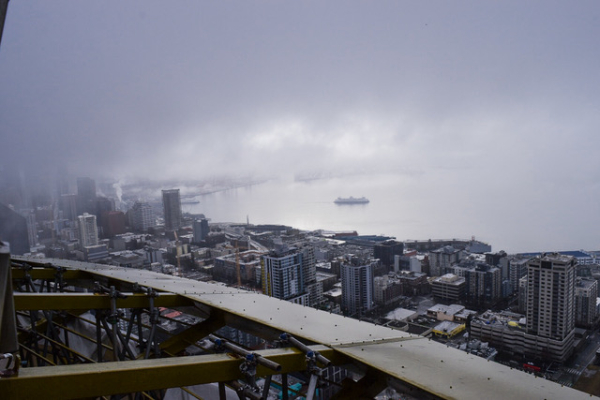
[182,172,598,254]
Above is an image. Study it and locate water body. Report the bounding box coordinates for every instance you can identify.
[183,173,598,254]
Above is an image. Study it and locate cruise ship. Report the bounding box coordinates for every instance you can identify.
[334,196,369,204]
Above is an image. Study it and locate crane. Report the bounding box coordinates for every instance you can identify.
[173,231,181,275]
[235,246,241,288]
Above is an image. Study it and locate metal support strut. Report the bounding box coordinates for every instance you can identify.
[208,334,281,399]
[279,333,331,400]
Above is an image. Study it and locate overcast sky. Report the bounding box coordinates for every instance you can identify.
[1,1,599,186]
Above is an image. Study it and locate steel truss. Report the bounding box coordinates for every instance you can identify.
[0,250,595,400]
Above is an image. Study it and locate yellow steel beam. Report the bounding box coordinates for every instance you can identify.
[0,346,341,400]
[13,292,193,311]
[11,267,92,281]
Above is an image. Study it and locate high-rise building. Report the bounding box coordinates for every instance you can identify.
[262,247,307,305]
[192,218,209,242]
[77,213,99,248]
[60,194,78,221]
[525,254,576,360]
[56,165,70,198]
[471,254,577,363]
[526,254,575,338]
[76,177,97,215]
[129,201,154,232]
[162,189,182,231]
[340,257,375,316]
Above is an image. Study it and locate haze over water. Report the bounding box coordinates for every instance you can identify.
[184,173,598,255]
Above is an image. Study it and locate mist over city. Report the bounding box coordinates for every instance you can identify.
[3,2,600,398]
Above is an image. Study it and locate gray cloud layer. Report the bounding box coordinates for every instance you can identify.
[1,1,599,186]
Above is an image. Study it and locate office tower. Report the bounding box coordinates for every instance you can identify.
[341,257,375,316]
[78,213,99,247]
[77,177,97,215]
[0,203,30,255]
[193,218,209,242]
[162,189,182,231]
[262,247,307,304]
[130,201,154,232]
[60,194,78,221]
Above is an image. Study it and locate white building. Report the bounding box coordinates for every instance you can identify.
[77,213,98,247]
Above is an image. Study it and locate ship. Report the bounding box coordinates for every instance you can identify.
[334,196,369,204]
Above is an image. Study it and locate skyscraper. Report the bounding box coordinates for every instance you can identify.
[524,253,576,361]
[341,257,375,316]
[78,213,99,248]
[77,177,97,215]
[60,194,78,221]
[162,189,182,231]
